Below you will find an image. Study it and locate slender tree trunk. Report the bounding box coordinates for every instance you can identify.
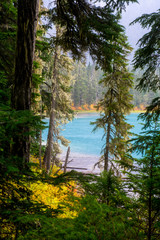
[148,190,152,240]
[43,38,59,172]
[39,129,42,168]
[148,151,153,240]
[12,0,39,168]
[104,120,111,171]
[104,89,113,171]
[43,92,56,172]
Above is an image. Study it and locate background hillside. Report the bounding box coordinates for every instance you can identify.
[71,62,160,111]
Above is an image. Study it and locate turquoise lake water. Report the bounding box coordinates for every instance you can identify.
[42,112,143,157]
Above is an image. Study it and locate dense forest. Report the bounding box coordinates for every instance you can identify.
[1,0,160,239]
[71,62,160,111]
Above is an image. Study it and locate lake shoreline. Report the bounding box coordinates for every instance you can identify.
[43,113,141,165]
[74,110,145,114]
[60,151,101,174]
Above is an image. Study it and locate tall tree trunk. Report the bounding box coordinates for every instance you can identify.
[104,87,114,171]
[104,120,111,171]
[43,40,59,172]
[12,0,39,168]
[43,91,56,172]
[39,129,42,168]
[104,90,113,171]
[148,150,153,240]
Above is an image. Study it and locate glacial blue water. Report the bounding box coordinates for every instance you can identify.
[42,112,143,157]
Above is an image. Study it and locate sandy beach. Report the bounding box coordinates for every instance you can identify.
[60,151,101,174]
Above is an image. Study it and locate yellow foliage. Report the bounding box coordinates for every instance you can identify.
[29,157,80,218]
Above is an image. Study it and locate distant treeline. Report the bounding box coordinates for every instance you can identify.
[71,62,103,109]
[71,63,160,111]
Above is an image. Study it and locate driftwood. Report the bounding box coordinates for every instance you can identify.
[65,167,88,170]
[54,147,93,174]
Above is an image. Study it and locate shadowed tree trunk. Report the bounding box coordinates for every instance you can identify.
[104,119,111,171]
[12,0,39,168]
[148,150,153,240]
[43,44,58,172]
[104,92,113,172]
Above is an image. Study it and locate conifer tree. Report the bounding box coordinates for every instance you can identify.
[132,9,160,92]
[71,62,103,108]
[0,0,17,104]
[12,0,40,168]
[0,0,17,157]
[43,26,73,172]
[47,0,137,72]
[92,35,133,172]
[131,9,160,116]
[128,113,160,240]
[71,61,88,107]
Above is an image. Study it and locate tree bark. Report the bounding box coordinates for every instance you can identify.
[148,150,153,240]
[43,92,56,172]
[39,129,42,168]
[104,120,111,171]
[43,42,59,172]
[12,0,39,168]
[104,89,113,171]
